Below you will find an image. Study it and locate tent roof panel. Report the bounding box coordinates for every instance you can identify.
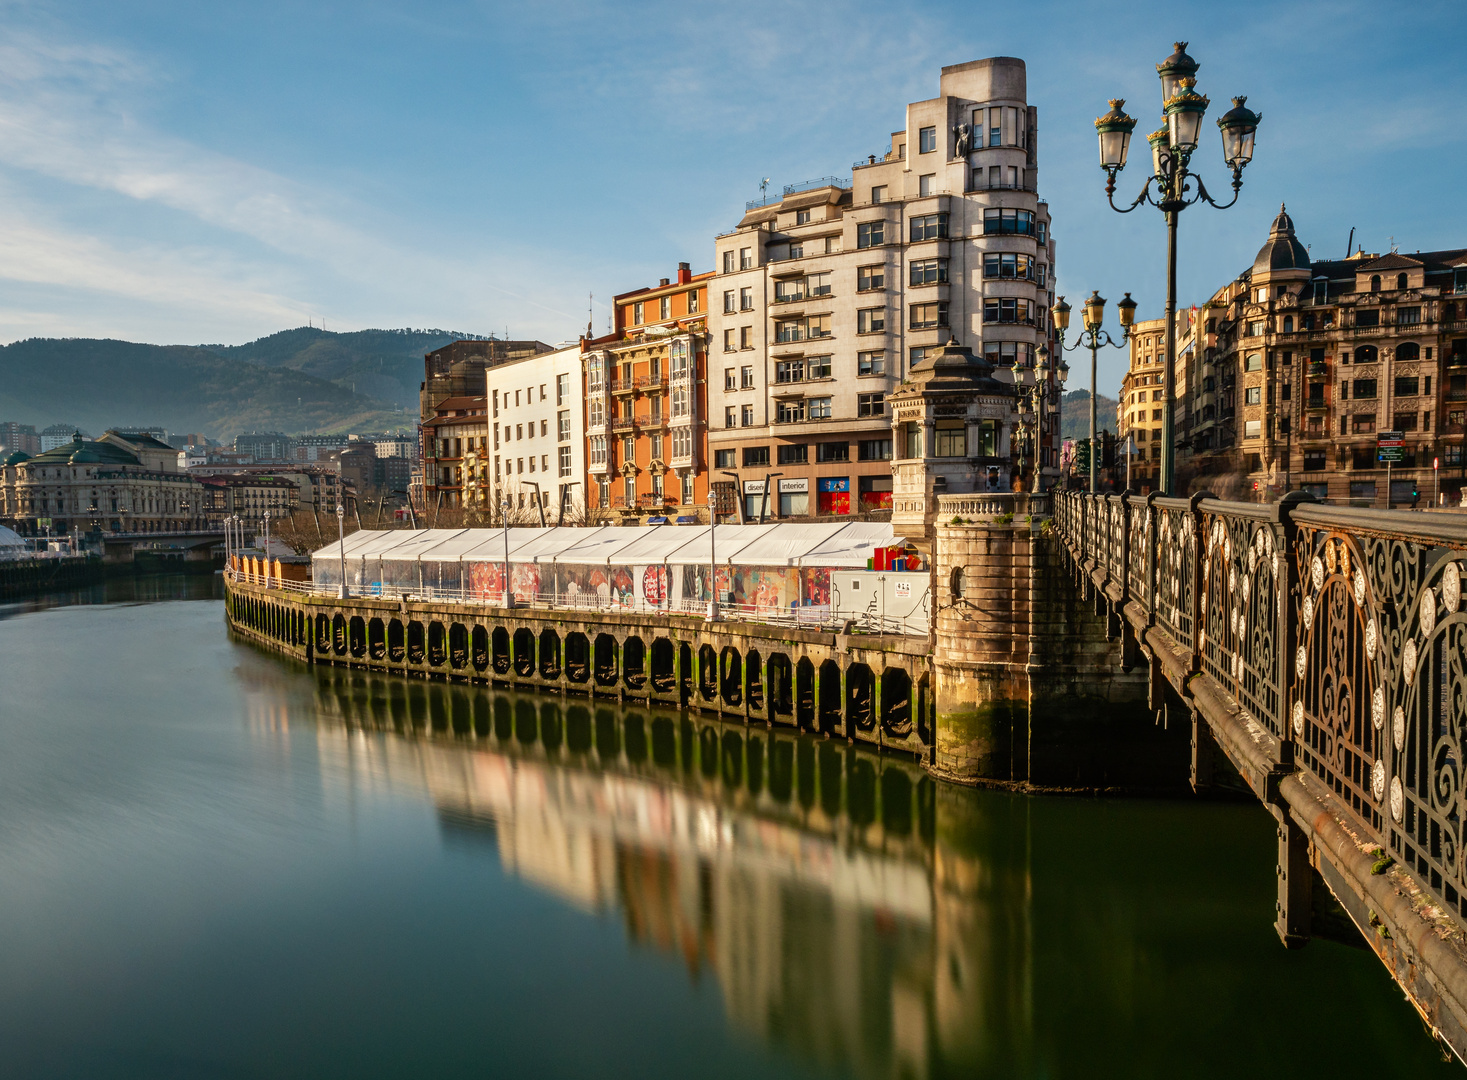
[726,523,854,566]
[664,523,781,565]
[553,526,660,565]
[506,526,615,562]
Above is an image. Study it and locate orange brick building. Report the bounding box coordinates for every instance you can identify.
[583,263,713,523]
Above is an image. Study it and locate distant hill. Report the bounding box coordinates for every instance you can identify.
[1060,389,1120,442]
[203,327,487,409]
[0,336,414,440]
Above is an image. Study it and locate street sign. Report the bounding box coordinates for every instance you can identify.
[1377,431,1405,463]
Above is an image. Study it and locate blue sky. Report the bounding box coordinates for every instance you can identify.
[1,0,1464,391]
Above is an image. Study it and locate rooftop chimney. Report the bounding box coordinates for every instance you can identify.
[659,277,670,287]
[677,261,692,284]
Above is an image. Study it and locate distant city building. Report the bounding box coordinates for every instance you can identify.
[582,269,710,522]
[708,57,1057,518]
[40,424,88,452]
[486,343,587,519]
[234,431,295,463]
[197,474,300,528]
[186,463,345,515]
[294,434,352,462]
[1117,311,1198,491]
[421,396,488,511]
[1,430,204,535]
[0,422,40,457]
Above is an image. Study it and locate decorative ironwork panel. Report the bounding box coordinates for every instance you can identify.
[1200,510,1282,736]
[1128,501,1149,608]
[1154,504,1196,653]
[1291,529,1382,839]
[1107,497,1125,591]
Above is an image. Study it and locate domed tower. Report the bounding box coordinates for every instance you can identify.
[1251,204,1311,289]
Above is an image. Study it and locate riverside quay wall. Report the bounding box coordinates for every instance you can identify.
[225,518,1164,789]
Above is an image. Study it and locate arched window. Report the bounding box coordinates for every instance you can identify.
[1370,275,1381,293]
[1397,342,1420,362]
[1355,345,1378,364]
[950,566,964,599]
[1283,315,1294,333]
[1397,273,1409,291]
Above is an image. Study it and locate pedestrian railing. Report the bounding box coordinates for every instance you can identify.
[1056,489,1467,925]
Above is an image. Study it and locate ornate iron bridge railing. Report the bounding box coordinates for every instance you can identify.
[1055,491,1467,925]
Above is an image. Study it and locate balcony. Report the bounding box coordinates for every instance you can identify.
[610,378,636,394]
[1308,361,1329,376]
[637,374,667,391]
[1305,399,1330,412]
[611,417,637,433]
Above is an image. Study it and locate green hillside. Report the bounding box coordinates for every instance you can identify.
[0,337,410,440]
[1060,389,1121,442]
[204,327,485,409]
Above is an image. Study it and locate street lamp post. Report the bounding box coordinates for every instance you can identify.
[502,495,514,609]
[1053,291,1135,492]
[262,510,271,588]
[1011,348,1061,494]
[335,503,348,599]
[1096,43,1260,495]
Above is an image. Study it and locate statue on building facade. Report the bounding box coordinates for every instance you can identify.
[954,122,973,157]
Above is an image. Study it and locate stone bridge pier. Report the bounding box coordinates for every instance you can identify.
[928,520,1184,790]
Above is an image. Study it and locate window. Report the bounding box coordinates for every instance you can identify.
[1244,419,1262,439]
[1355,308,1380,328]
[982,208,1035,235]
[724,406,736,428]
[723,329,735,352]
[556,374,570,405]
[982,253,1033,279]
[806,355,831,378]
[740,287,754,311]
[723,290,735,313]
[817,441,849,462]
[857,221,885,249]
[671,427,692,459]
[1352,378,1377,400]
[806,272,832,297]
[743,446,769,467]
[982,298,1031,324]
[1244,353,1263,372]
[722,251,735,274]
[633,301,643,324]
[671,385,688,418]
[1037,263,1046,286]
[714,448,735,468]
[740,247,752,269]
[658,296,670,320]
[741,365,755,388]
[857,265,885,291]
[1352,413,1376,434]
[870,185,886,204]
[775,359,804,384]
[775,399,805,424]
[1245,386,1262,404]
[1397,342,1420,362]
[681,474,695,504]
[589,398,604,427]
[910,346,936,366]
[796,210,811,225]
[858,350,885,376]
[687,290,699,314]
[857,307,886,333]
[1395,376,1420,396]
[558,445,572,477]
[740,326,752,349]
[983,341,1033,369]
[858,439,892,461]
[557,410,570,441]
[910,213,948,241]
[934,423,966,457]
[741,404,755,426]
[1393,412,1419,432]
[778,443,807,464]
[902,422,922,459]
[918,125,937,153]
[808,396,832,419]
[919,173,935,197]
[857,392,885,416]
[721,367,736,391]
[911,302,949,329]
[589,435,607,465]
[911,258,949,285]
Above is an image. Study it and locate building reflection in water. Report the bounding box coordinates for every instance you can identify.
[239,662,1034,1079]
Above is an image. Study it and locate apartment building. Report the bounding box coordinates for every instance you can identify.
[487,344,587,520]
[582,264,712,523]
[1184,206,1467,506]
[421,396,488,512]
[709,57,1057,519]
[1117,311,1198,491]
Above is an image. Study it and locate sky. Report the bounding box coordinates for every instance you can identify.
[1,0,1465,391]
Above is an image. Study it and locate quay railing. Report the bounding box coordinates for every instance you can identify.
[225,569,928,637]
[1055,489,1467,925]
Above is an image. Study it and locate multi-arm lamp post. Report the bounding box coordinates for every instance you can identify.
[1095,42,1261,495]
[335,503,348,600]
[1010,348,1065,494]
[1053,291,1135,492]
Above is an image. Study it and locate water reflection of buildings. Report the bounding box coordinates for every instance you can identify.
[242,666,1033,1079]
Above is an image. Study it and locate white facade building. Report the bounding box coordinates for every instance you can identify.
[487,344,587,519]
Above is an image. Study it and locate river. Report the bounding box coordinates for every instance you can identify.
[0,577,1455,1078]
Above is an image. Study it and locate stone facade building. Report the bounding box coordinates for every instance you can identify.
[708,57,1058,521]
[420,396,488,512]
[1180,207,1467,506]
[582,265,712,524]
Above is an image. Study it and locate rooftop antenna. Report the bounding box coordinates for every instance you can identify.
[1389,235,1398,254]
[760,177,771,204]
[1346,226,1355,258]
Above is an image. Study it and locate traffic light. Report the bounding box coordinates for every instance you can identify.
[1101,431,1117,467]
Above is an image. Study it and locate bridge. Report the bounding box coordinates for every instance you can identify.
[96,529,225,566]
[1054,489,1467,1062]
